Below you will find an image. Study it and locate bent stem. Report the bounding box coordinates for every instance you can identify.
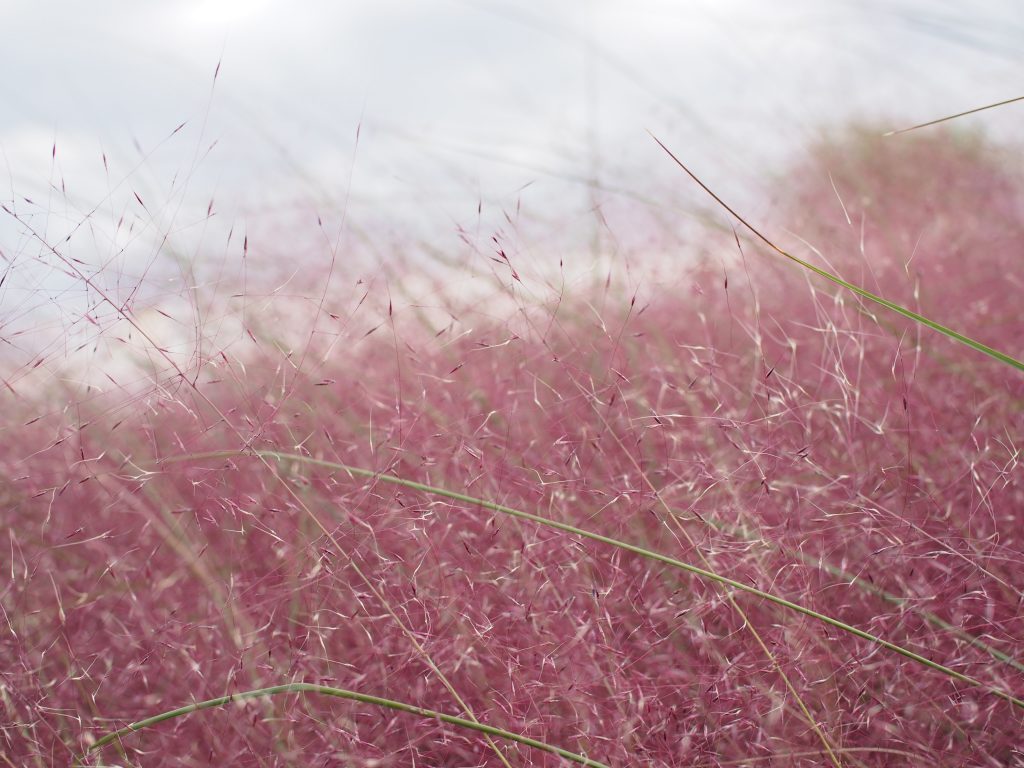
[83,683,607,767]
[648,133,1024,374]
[164,450,1024,711]
[883,94,1024,136]
[701,516,1024,676]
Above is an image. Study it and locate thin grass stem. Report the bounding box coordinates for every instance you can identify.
[163,450,1024,711]
[703,516,1024,675]
[84,683,607,767]
[648,133,1024,374]
[883,95,1024,136]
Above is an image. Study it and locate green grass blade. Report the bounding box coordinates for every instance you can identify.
[164,450,1024,711]
[86,682,607,767]
[701,516,1024,675]
[649,133,1024,374]
[883,94,1024,136]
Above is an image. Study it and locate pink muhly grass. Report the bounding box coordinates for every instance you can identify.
[1,127,1022,766]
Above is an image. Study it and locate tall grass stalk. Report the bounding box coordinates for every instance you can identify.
[165,450,1024,711]
[649,134,1024,373]
[85,683,609,767]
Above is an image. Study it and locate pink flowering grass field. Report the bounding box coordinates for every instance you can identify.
[2,127,1023,766]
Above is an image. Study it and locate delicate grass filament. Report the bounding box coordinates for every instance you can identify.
[85,683,608,767]
[165,450,1024,712]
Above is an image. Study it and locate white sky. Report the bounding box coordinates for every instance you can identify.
[1,1,1022,379]
[4,1,1021,221]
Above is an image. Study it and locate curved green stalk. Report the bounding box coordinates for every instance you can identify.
[164,450,1024,710]
[883,94,1024,136]
[701,517,1024,675]
[649,133,1024,374]
[85,683,607,767]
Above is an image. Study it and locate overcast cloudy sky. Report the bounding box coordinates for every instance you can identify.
[4,1,1021,213]
[1,0,1022,359]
